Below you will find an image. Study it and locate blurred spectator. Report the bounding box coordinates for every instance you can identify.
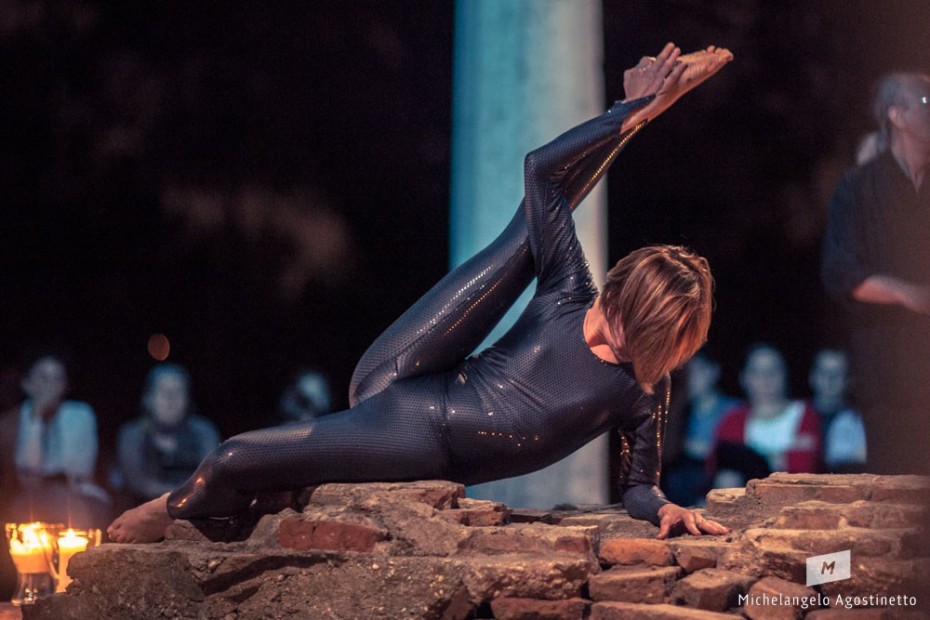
[822,72,930,475]
[278,368,332,423]
[710,344,822,487]
[0,351,107,514]
[113,364,221,502]
[662,350,738,506]
[0,350,107,599]
[808,349,867,472]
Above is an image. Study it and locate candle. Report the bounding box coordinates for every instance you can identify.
[56,529,89,592]
[8,523,52,575]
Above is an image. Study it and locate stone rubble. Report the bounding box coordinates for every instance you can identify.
[18,474,930,619]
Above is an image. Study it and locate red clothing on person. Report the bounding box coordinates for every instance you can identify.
[712,401,822,474]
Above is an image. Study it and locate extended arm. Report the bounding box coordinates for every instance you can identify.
[621,378,730,538]
[822,173,930,315]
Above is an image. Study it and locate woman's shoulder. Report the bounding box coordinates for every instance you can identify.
[60,399,96,421]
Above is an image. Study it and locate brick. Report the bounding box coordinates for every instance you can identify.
[747,482,867,506]
[870,475,930,504]
[744,528,901,559]
[461,554,596,600]
[445,498,510,526]
[773,502,846,530]
[558,512,658,539]
[846,501,928,529]
[742,576,819,620]
[591,602,737,619]
[599,538,673,566]
[703,488,745,513]
[309,480,465,509]
[277,516,388,552]
[818,557,930,599]
[439,507,508,527]
[671,569,755,611]
[669,540,720,573]
[460,524,595,557]
[588,566,680,603]
[490,597,589,620]
[765,473,879,487]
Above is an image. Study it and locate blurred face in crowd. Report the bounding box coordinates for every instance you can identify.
[146,372,189,428]
[686,354,721,401]
[895,78,930,145]
[741,347,787,406]
[22,356,68,413]
[809,350,849,404]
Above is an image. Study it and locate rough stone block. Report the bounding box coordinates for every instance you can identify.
[704,487,745,513]
[558,511,658,539]
[439,498,510,526]
[765,473,879,488]
[588,566,681,603]
[591,601,738,618]
[744,528,904,559]
[461,554,596,600]
[747,482,867,506]
[28,546,205,620]
[490,597,589,619]
[599,538,673,566]
[309,480,465,510]
[773,502,846,530]
[669,539,726,573]
[870,475,930,504]
[741,576,818,619]
[818,557,930,600]
[671,568,755,611]
[845,501,929,529]
[460,524,596,558]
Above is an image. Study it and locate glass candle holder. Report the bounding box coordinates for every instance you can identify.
[4,522,57,606]
[53,527,101,592]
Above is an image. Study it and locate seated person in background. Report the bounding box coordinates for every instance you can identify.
[662,349,738,505]
[278,368,333,423]
[115,364,221,502]
[710,343,822,488]
[0,350,107,524]
[808,349,867,472]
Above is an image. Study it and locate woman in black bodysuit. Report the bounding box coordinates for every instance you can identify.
[108,43,733,543]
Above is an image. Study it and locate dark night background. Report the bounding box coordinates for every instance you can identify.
[1,0,928,463]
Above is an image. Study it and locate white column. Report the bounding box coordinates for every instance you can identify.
[450,0,610,508]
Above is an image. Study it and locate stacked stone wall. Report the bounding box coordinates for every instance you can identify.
[19,474,930,619]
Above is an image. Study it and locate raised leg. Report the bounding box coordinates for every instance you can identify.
[349,205,535,405]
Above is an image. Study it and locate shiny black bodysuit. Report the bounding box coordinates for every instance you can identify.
[167,97,671,524]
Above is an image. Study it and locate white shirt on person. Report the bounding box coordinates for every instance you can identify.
[14,399,98,481]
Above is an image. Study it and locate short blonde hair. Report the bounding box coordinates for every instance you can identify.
[600,245,713,394]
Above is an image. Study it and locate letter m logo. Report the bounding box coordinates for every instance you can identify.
[806,550,850,586]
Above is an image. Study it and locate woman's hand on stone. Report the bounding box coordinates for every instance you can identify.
[656,503,730,540]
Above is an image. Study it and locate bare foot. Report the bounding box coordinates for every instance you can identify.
[623,43,733,128]
[107,493,174,543]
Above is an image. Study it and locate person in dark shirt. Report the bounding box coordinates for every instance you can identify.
[821,72,930,474]
[115,364,221,502]
[108,43,733,543]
